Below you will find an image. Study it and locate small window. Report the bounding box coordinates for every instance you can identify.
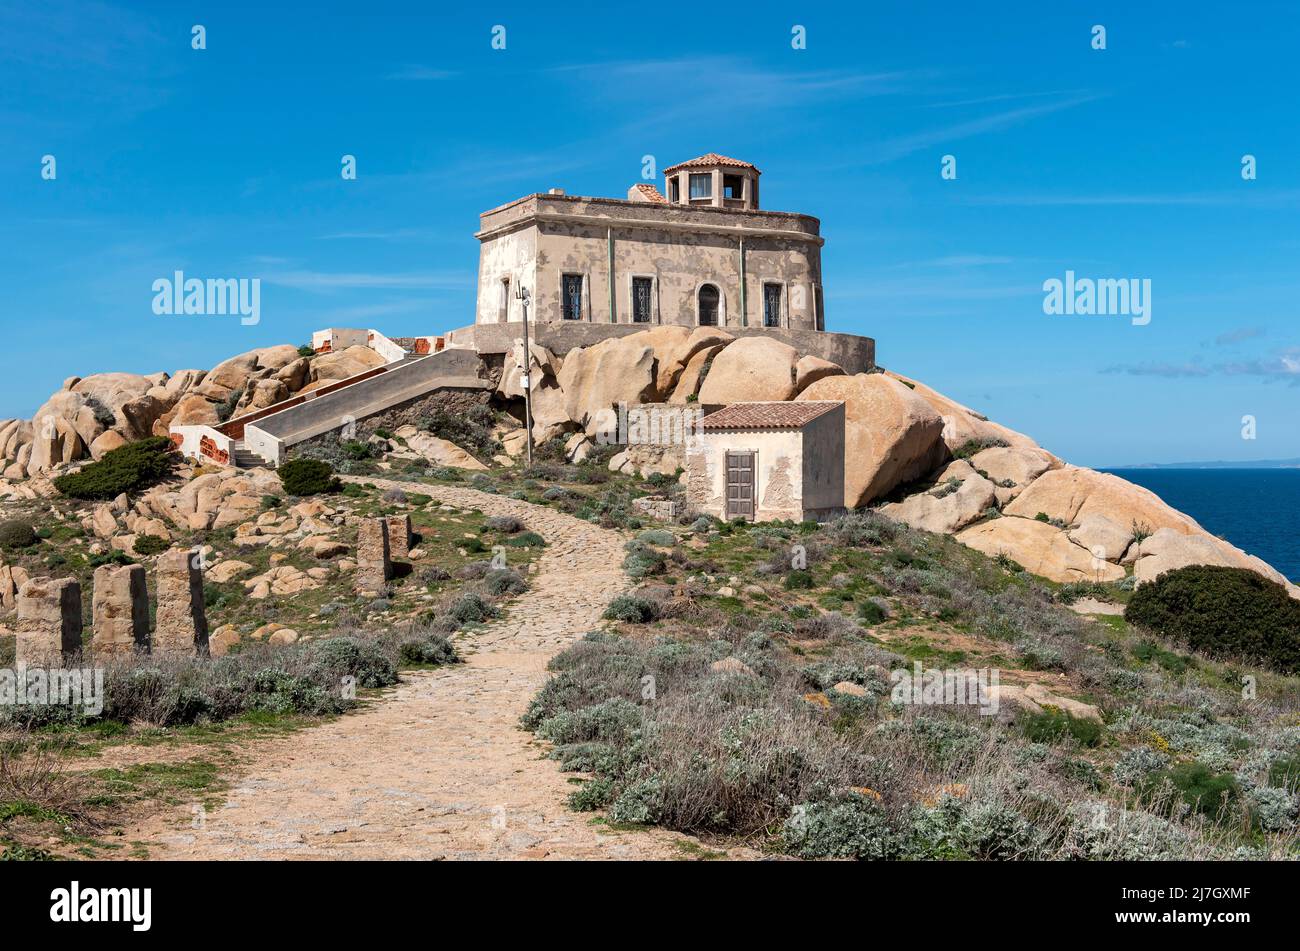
[689,173,712,199]
[499,277,511,322]
[668,176,680,202]
[698,284,720,326]
[763,283,782,328]
[632,277,653,323]
[723,174,744,199]
[815,286,825,331]
[561,274,584,321]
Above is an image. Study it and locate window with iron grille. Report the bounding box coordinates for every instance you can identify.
[632,277,653,323]
[763,283,782,327]
[561,273,583,320]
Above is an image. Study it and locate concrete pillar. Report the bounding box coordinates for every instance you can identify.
[711,168,723,208]
[15,577,82,665]
[355,518,392,594]
[154,548,208,656]
[92,563,149,656]
[384,514,412,560]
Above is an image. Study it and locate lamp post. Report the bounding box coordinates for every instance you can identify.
[515,283,534,468]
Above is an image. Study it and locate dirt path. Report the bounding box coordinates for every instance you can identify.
[123,477,735,860]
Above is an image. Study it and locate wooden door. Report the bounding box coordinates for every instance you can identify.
[725,451,755,519]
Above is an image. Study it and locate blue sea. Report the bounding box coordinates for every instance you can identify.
[1104,469,1300,584]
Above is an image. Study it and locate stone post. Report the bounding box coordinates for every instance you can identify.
[355,518,391,594]
[384,514,412,559]
[154,548,208,657]
[91,563,150,656]
[15,577,83,665]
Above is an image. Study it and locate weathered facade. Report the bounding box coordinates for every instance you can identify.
[686,401,845,523]
[475,154,825,333]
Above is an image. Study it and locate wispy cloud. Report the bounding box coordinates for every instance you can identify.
[1104,347,1300,383]
[862,94,1102,165]
[1214,326,1266,346]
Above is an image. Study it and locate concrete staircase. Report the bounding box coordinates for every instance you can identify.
[231,443,268,469]
[229,347,490,467]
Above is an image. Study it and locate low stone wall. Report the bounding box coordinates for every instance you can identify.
[445,322,876,375]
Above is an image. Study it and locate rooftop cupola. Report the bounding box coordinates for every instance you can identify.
[661,153,761,210]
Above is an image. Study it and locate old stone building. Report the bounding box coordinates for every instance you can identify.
[474,153,825,332]
[686,401,845,523]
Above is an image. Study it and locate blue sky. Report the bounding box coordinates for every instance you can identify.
[2,0,1298,467]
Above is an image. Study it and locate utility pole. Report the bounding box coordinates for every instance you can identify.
[515,283,534,468]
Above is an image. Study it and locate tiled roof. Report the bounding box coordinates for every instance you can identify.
[702,401,842,431]
[631,183,669,204]
[663,153,760,174]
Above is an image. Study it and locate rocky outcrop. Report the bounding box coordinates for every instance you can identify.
[1004,466,1202,537]
[955,516,1126,584]
[879,460,996,534]
[797,373,947,506]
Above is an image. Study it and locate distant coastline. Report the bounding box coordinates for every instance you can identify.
[1113,458,1300,470]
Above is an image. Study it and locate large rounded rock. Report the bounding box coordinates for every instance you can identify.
[955,516,1125,583]
[556,335,657,435]
[887,372,1038,453]
[1004,466,1201,536]
[697,336,800,404]
[797,373,947,506]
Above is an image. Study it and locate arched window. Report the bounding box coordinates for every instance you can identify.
[698,284,720,326]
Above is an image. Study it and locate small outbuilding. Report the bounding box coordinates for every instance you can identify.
[686,401,845,522]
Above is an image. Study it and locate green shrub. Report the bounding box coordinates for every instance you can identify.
[636,529,677,547]
[398,634,461,667]
[53,437,176,500]
[449,592,498,626]
[784,569,815,590]
[603,594,659,623]
[953,437,1009,459]
[1124,565,1300,673]
[278,458,341,496]
[133,534,170,556]
[505,531,545,548]
[783,794,902,859]
[1021,709,1102,747]
[1140,762,1239,819]
[0,520,38,550]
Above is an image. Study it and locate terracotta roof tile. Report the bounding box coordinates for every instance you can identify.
[631,183,669,204]
[662,153,760,174]
[701,401,842,431]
